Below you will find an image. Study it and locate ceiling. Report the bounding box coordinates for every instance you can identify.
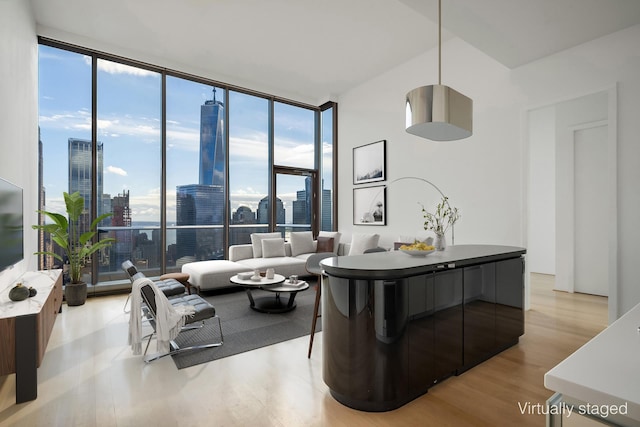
[30,0,640,104]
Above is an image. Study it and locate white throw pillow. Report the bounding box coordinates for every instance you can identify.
[261,238,286,258]
[290,231,315,257]
[250,232,281,258]
[318,231,342,254]
[348,233,380,255]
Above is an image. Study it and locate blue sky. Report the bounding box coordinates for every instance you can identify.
[38,45,333,225]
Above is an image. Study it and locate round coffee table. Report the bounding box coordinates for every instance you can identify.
[230,274,309,313]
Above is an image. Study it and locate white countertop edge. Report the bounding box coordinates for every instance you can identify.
[545,301,640,421]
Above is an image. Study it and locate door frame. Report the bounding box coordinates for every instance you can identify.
[522,85,618,322]
[272,166,319,235]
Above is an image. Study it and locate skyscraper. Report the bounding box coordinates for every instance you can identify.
[175,88,227,260]
[231,206,256,224]
[199,88,225,187]
[292,190,308,225]
[229,205,257,246]
[321,188,333,231]
[257,196,285,225]
[176,184,224,259]
[109,190,132,271]
[292,177,313,225]
[68,138,103,233]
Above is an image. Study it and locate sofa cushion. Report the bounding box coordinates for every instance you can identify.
[318,231,341,254]
[251,232,281,258]
[348,233,380,255]
[236,257,307,278]
[316,236,335,253]
[290,231,315,256]
[181,260,253,291]
[262,238,286,258]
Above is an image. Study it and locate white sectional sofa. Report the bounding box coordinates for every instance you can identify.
[180,231,394,291]
[181,231,344,291]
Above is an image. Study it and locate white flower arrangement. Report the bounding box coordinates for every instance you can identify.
[420,196,460,236]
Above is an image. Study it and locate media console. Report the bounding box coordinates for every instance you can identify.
[320,245,526,412]
[0,270,62,403]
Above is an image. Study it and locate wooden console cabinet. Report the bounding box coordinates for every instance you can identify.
[0,270,62,403]
[321,245,525,412]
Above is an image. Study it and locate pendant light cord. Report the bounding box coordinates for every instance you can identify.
[438,0,442,85]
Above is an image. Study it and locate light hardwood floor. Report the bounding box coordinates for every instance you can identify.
[0,274,607,426]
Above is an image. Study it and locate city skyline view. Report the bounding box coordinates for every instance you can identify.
[38,45,333,226]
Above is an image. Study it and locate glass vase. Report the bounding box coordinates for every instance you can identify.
[434,232,446,251]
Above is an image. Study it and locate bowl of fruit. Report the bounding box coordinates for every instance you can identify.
[398,242,436,257]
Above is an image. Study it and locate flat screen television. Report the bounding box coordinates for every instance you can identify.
[0,177,24,273]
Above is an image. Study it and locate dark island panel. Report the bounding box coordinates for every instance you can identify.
[321,245,525,412]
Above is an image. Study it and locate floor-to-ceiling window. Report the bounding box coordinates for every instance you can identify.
[228,91,270,246]
[320,104,336,231]
[273,101,317,239]
[96,59,162,281]
[37,39,337,289]
[37,45,91,282]
[166,77,227,270]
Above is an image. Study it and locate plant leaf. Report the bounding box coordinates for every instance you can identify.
[64,191,85,222]
[90,212,113,230]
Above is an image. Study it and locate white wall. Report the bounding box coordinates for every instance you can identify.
[337,24,640,318]
[337,37,525,251]
[0,0,39,288]
[527,106,555,274]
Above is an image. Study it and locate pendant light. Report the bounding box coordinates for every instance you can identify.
[405,0,472,141]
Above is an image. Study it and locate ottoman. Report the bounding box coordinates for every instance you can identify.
[181,260,253,291]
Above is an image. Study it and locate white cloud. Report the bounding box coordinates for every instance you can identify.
[106,166,127,176]
[39,113,77,123]
[84,55,158,77]
[97,118,118,130]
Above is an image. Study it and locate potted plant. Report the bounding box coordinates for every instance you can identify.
[32,191,115,306]
[421,196,460,251]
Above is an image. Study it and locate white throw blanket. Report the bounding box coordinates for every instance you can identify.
[128,277,196,355]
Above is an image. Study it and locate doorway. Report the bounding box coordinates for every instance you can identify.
[526,87,617,321]
[273,167,317,240]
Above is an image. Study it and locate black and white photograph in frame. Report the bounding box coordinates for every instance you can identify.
[353,186,386,226]
[353,140,386,185]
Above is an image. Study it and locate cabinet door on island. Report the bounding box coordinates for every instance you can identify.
[462,257,524,371]
[407,269,463,394]
[495,257,525,349]
[433,269,463,382]
[463,263,497,369]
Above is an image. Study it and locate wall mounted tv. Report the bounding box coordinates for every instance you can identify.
[0,177,24,273]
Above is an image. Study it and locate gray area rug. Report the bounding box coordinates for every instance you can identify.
[171,280,319,369]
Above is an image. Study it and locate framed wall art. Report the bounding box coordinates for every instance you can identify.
[353,140,386,185]
[353,185,386,226]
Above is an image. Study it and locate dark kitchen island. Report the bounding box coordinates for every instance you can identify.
[320,245,526,412]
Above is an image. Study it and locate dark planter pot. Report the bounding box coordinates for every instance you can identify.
[65,282,87,306]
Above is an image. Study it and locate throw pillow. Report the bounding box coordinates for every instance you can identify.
[318,231,341,254]
[250,232,281,258]
[316,236,335,253]
[348,233,380,255]
[261,238,286,258]
[290,231,315,257]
